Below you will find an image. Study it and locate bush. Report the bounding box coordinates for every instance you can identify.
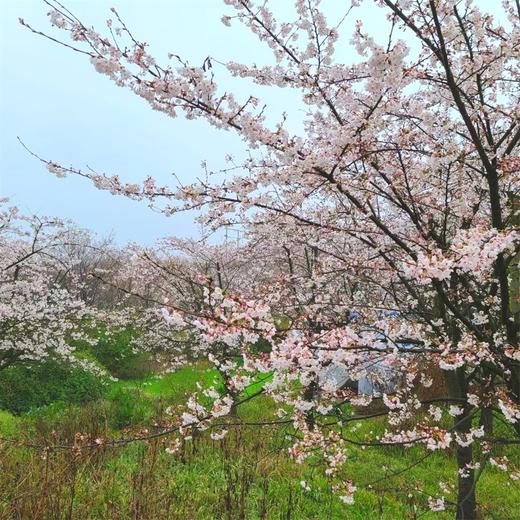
[107,386,153,428]
[0,358,106,414]
[81,327,152,380]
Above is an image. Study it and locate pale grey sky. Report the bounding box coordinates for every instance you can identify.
[0,1,396,244]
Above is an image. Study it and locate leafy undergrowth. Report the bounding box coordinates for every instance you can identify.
[0,365,518,519]
[0,358,107,414]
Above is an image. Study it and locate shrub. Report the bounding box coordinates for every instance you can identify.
[107,386,152,428]
[0,358,106,414]
[83,327,153,380]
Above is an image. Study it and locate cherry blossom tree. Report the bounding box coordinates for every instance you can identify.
[53,231,124,309]
[21,0,520,517]
[0,201,97,369]
[87,236,278,370]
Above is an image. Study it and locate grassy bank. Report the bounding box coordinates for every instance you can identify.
[0,365,518,519]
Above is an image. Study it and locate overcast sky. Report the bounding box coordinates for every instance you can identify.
[0,0,416,244]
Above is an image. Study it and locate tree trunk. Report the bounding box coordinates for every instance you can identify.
[455,416,477,520]
[303,380,317,431]
[445,368,478,520]
[508,194,520,407]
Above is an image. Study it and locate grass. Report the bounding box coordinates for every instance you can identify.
[0,365,518,519]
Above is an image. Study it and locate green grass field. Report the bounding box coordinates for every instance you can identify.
[0,365,518,519]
